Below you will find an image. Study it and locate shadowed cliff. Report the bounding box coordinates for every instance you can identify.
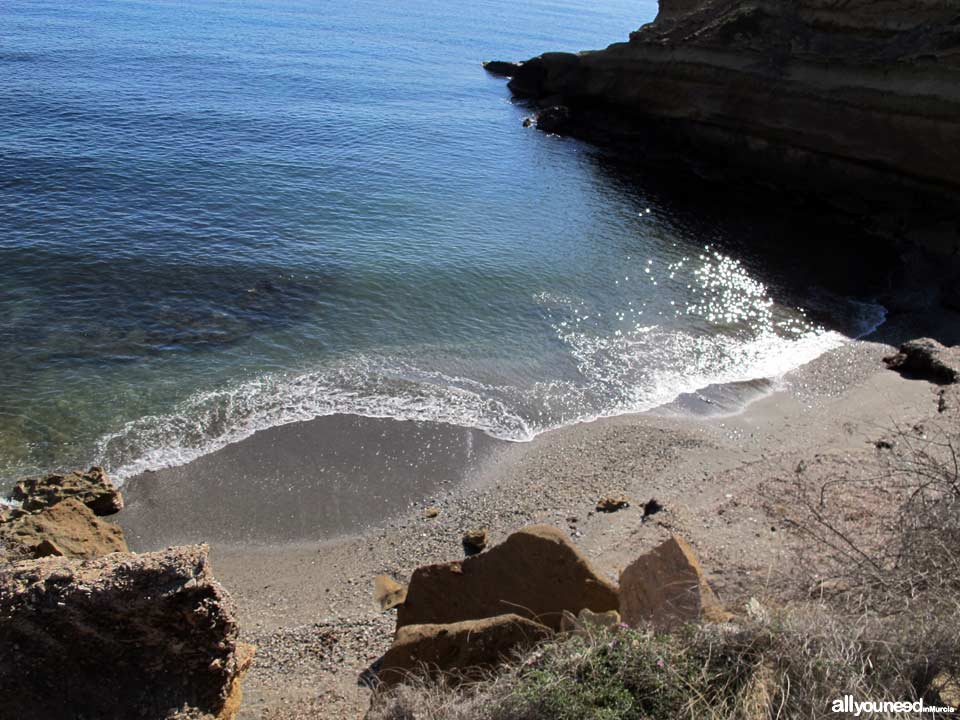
[488,0,960,306]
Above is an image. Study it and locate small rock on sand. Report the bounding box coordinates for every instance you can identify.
[596,495,630,513]
[373,575,407,612]
[461,528,488,555]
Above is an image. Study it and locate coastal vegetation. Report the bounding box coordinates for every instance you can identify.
[370,415,960,720]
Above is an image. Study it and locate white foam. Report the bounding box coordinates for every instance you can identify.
[96,249,888,485]
[98,300,885,483]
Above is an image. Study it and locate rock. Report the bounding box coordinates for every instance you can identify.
[535,105,571,134]
[11,466,123,516]
[499,0,960,277]
[884,338,960,385]
[374,575,407,611]
[931,672,960,710]
[423,506,440,519]
[0,504,25,524]
[642,498,664,520]
[397,524,619,631]
[560,607,622,635]
[619,535,722,629]
[482,60,523,77]
[0,545,252,720]
[374,614,551,688]
[0,497,128,560]
[596,495,630,513]
[461,528,488,555]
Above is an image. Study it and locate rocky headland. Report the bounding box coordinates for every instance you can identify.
[487,0,960,305]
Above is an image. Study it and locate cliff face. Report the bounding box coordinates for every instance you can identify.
[502,0,960,288]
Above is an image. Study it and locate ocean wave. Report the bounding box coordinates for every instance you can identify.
[96,296,885,483]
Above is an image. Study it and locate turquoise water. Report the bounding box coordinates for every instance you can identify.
[1,0,884,485]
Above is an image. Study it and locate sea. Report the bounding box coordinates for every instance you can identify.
[0,0,887,488]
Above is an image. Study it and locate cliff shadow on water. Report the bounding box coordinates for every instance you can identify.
[492,0,960,323]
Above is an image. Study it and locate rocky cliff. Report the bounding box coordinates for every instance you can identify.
[492,0,960,292]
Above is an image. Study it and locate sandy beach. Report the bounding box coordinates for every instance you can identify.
[110,310,960,719]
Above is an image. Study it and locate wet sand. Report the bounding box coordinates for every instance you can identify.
[119,415,507,549]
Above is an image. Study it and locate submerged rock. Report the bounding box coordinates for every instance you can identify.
[11,466,123,516]
[373,614,551,688]
[619,535,724,629]
[397,524,619,631]
[0,545,253,720]
[0,497,128,561]
[884,338,960,385]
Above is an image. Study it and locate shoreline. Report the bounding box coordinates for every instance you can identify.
[114,314,959,718]
[117,310,893,550]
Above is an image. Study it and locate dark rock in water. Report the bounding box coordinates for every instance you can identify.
[497,0,960,282]
[482,60,523,77]
[0,497,128,561]
[372,614,551,689]
[397,524,619,631]
[535,105,572,134]
[11,466,123,516]
[0,545,254,720]
[884,338,960,385]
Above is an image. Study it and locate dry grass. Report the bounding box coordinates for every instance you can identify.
[368,423,960,720]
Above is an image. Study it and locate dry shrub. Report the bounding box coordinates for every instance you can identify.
[369,607,957,720]
[763,421,960,614]
[369,421,960,720]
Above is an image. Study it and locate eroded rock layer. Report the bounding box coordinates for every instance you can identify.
[0,545,251,720]
[500,0,960,275]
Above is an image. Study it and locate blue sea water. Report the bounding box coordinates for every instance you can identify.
[0,0,884,485]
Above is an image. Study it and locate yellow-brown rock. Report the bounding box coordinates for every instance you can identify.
[11,466,123,516]
[376,614,551,688]
[374,575,407,611]
[397,524,618,631]
[0,545,249,720]
[619,535,721,629]
[0,497,128,560]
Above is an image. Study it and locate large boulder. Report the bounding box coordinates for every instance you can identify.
[11,466,123,516]
[884,338,960,385]
[397,524,619,631]
[619,535,722,629]
[0,545,253,720]
[374,614,551,688]
[0,496,128,560]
